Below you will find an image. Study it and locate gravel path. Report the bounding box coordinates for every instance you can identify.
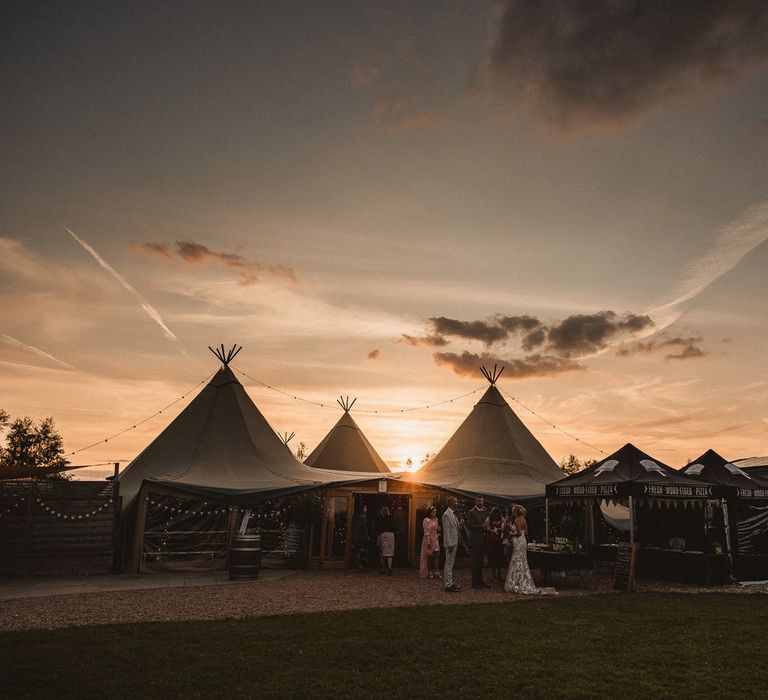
[1,569,765,633]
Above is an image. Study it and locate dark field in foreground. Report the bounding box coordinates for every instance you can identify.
[1,593,766,699]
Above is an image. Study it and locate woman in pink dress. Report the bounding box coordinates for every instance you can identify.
[419,506,441,579]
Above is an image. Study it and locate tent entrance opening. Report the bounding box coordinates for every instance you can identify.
[354,493,410,568]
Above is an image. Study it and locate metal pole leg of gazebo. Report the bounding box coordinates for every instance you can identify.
[545,498,549,544]
[628,495,635,545]
[721,498,734,581]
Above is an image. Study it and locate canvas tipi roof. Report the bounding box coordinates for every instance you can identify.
[408,367,563,501]
[119,349,364,508]
[305,398,390,473]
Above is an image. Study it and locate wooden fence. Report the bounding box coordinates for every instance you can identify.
[0,479,120,575]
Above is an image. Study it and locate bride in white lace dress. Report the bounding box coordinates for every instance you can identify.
[504,505,557,596]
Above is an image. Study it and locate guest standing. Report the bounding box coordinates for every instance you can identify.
[485,506,505,583]
[466,495,489,588]
[376,506,396,576]
[419,506,441,579]
[394,504,408,566]
[441,497,460,592]
[351,504,370,570]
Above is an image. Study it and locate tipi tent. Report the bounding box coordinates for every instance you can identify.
[305,397,390,474]
[408,366,563,501]
[119,347,362,509]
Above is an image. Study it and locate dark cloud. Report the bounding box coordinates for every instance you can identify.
[434,351,583,379]
[664,337,707,361]
[405,308,658,380]
[615,341,657,357]
[547,311,654,357]
[409,314,544,348]
[616,335,706,360]
[521,328,546,352]
[619,314,656,333]
[400,333,449,347]
[131,241,174,260]
[367,349,381,360]
[490,1,768,134]
[429,316,509,346]
[496,315,542,333]
[132,239,296,285]
[420,312,651,356]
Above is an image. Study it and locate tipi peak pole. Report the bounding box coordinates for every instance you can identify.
[208,344,243,366]
[479,365,505,385]
[337,396,358,412]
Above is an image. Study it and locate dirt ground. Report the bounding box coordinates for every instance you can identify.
[1,568,765,633]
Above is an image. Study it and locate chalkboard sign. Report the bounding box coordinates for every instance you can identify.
[613,543,637,591]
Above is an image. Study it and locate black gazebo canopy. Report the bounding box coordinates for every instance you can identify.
[682,449,768,500]
[546,443,726,500]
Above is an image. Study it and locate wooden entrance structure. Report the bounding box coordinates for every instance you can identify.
[314,478,442,569]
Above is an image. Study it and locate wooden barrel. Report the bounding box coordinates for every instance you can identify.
[229,533,262,580]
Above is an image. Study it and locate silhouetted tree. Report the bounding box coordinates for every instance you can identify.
[0,413,70,479]
[294,441,307,461]
[560,454,596,476]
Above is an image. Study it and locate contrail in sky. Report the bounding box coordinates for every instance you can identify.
[1,334,76,370]
[65,226,178,341]
[647,201,768,333]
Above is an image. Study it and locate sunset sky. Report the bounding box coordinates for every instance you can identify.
[2,2,767,478]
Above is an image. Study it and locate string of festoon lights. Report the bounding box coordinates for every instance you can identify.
[146,496,290,520]
[0,461,117,518]
[498,386,607,456]
[233,367,485,414]
[63,372,217,458]
[146,497,231,517]
[63,370,486,457]
[0,499,24,517]
[0,495,115,520]
[63,365,605,459]
[235,367,607,454]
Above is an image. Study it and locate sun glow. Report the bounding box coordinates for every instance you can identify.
[388,444,431,472]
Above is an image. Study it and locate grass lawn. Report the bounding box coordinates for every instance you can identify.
[1,593,766,699]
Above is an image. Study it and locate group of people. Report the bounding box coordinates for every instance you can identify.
[352,495,555,595]
[351,503,408,576]
[423,495,556,595]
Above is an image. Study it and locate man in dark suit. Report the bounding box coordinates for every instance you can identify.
[466,495,489,588]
